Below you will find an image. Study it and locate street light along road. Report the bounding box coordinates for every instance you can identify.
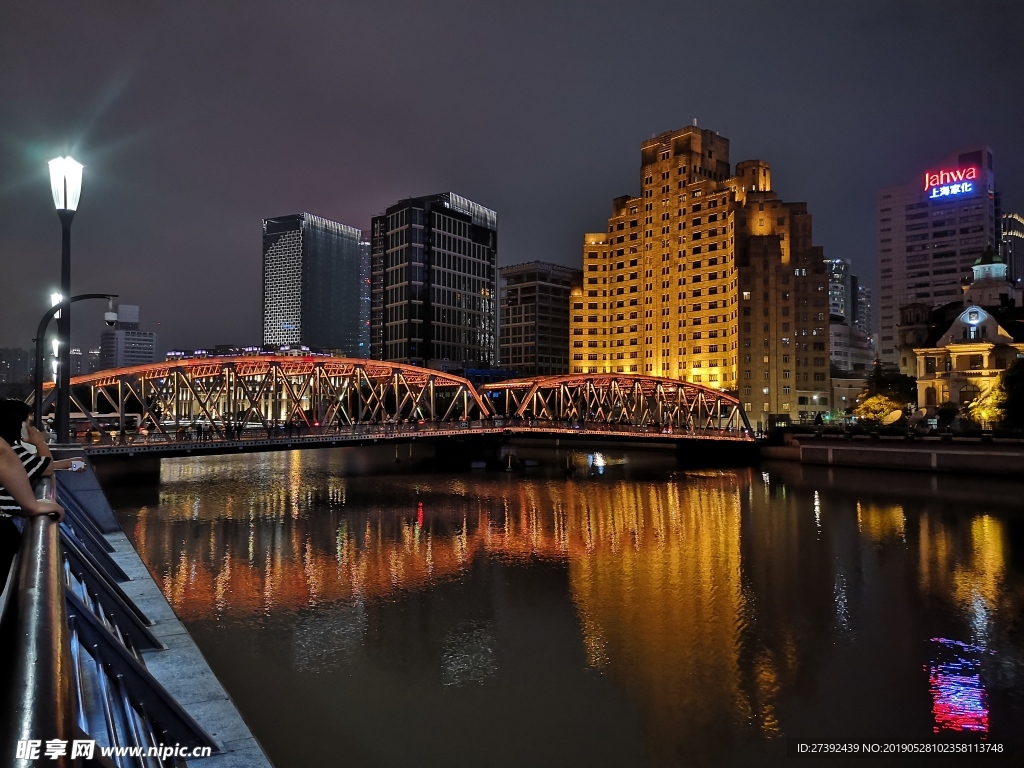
[47,156,84,444]
[33,294,117,431]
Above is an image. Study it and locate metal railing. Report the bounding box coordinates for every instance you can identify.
[1,474,217,767]
[73,417,753,455]
[0,476,78,766]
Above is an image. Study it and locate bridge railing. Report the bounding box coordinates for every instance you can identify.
[71,415,751,451]
[0,474,216,767]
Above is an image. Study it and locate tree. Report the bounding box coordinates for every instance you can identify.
[1000,358,1024,428]
[861,360,917,405]
[853,394,901,423]
[966,386,1004,427]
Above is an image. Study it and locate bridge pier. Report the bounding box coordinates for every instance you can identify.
[91,455,162,488]
[677,438,759,467]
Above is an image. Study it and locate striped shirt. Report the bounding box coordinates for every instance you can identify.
[0,443,52,514]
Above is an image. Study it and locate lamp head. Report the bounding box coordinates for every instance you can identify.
[48,156,84,212]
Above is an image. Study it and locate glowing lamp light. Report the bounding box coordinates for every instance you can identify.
[51,291,63,319]
[48,156,84,212]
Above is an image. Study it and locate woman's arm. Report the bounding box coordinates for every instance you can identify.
[0,439,63,520]
[21,427,83,472]
[23,424,57,475]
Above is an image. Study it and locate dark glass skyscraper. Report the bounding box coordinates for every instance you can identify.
[262,213,363,355]
[371,193,497,368]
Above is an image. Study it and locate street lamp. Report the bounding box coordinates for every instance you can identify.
[48,156,84,443]
[33,294,116,431]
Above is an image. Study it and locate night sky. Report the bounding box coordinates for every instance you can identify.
[2,1,1022,354]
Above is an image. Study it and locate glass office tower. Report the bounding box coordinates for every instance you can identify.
[371,193,498,369]
[262,213,363,355]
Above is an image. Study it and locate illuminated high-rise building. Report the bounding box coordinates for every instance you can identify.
[826,259,861,324]
[499,262,581,375]
[570,124,830,429]
[358,233,372,358]
[855,285,873,340]
[262,213,364,355]
[876,147,997,365]
[370,193,497,369]
[99,304,158,370]
[0,348,32,384]
[1001,212,1024,286]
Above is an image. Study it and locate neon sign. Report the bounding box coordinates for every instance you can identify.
[924,166,978,200]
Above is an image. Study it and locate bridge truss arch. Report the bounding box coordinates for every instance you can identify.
[44,356,490,440]
[481,374,751,436]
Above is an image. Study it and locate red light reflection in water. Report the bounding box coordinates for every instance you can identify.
[928,638,989,735]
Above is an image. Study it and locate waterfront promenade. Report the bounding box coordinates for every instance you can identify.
[764,432,1024,475]
[1,451,272,767]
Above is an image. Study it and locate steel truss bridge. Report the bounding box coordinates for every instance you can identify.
[37,356,752,456]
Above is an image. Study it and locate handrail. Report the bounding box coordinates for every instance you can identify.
[72,417,754,450]
[0,476,77,767]
[1,471,218,767]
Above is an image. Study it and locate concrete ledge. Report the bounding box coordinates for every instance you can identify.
[761,445,800,461]
[797,440,1024,476]
[52,448,121,532]
[61,467,273,767]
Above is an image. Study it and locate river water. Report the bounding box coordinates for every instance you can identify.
[112,448,1024,767]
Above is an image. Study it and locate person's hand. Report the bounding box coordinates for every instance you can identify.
[25,500,64,522]
[25,424,48,446]
[58,454,86,473]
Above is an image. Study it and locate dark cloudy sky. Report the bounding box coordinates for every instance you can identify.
[2,1,1022,354]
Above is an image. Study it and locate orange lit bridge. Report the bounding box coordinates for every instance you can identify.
[38,356,753,458]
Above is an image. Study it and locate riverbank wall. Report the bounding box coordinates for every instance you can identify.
[762,434,1024,476]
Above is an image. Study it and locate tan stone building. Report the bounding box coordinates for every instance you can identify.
[570,124,830,429]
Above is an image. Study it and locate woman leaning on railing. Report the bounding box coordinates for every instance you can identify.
[0,398,73,589]
[0,437,64,591]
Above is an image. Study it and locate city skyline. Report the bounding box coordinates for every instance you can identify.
[1,2,1023,355]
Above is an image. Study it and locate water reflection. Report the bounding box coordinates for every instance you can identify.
[928,638,989,734]
[115,451,1024,767]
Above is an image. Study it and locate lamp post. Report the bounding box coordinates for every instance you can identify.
[33,294,117,432]
[48,156,84,444]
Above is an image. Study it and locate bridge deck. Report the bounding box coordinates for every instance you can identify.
[79,422,752,457]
